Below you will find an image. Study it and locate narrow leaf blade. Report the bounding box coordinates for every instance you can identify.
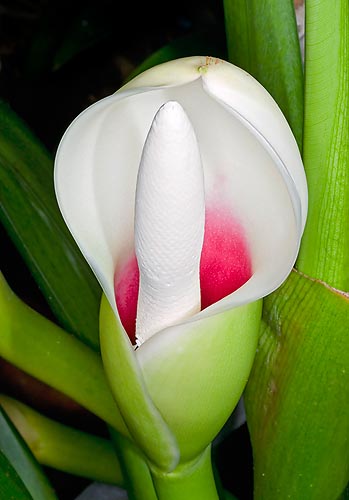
[0,406,57,500]
[0,452,33,500]
[0,101,101,350]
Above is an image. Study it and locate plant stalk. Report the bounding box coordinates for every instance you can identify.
[296,0,349,288]
[0,271,127,435]
[151,446,219,500]
[0,395,123,486]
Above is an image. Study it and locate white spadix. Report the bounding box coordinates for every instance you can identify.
[134,101,205,345]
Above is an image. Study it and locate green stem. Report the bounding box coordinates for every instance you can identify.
[151,446,219,500]
[0,394,124,486]
[296,0,349,288]
[0,271,128,436]
[110,429,158,500]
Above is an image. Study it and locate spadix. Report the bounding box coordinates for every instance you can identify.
[134,101,205,345]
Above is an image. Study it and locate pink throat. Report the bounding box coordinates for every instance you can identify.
[114,205,252,343]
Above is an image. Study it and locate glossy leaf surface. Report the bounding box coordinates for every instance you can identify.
[245,270,349,499]
[223,0,303,148]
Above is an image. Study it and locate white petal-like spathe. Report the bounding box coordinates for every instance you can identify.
[54,56,307,332]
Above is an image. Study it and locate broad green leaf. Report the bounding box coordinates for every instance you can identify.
[296,0,349,290]
[0,100,101,350]
[223,0,303,149]
[0,406,57,500]
[339,483,349,499]
[245,270,349,500]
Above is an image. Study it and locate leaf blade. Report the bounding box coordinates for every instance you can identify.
[245,270,349,499]
[0,100,101,350]
[0,406,57,500]
[223,0,303,148]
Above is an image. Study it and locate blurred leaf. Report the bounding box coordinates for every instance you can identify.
[339,483,349,499]
[125,31,227,83]
[0,406,57,500]
[0,101,101,350]
[245,270,349,499]
[223,0,303,149]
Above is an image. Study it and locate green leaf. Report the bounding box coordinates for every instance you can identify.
[0,100,101,350]
[223,0,303,149]
[245,270,349,499]
[0,406,57,500]
[339,483,349,499]
[296,0,349,290]
[0,452,33,500]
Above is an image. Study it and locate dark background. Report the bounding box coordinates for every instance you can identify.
[0,0,225,151]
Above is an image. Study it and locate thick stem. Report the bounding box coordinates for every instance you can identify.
[0,395,123,486]
[110,430,158,500]
[296,0,349,288]
[151,446,219,500]
[0,271,127,435]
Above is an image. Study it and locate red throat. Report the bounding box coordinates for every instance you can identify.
[114,205,252,344]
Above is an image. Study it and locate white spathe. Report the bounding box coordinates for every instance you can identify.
[54,56,307,338]
[54,56,308,465]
